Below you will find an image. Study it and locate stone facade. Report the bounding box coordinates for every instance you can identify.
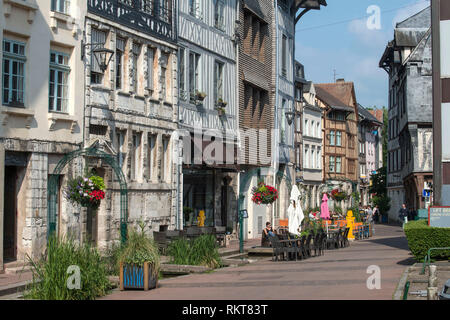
[84,2,179,248]
[380,6,433,220]
[0,0,86,269]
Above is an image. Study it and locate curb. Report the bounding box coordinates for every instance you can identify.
[393,265,411,300]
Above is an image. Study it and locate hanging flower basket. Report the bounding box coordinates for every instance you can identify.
[251,182,278,205]
[331,189,348,202]
[64,175,106,210]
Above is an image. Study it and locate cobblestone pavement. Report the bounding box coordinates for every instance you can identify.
[102,223,414,300]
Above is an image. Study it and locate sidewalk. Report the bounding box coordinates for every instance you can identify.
[0,271,33,297]
[102,223,414,300]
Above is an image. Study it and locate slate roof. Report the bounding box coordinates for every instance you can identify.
[358,104,382,125]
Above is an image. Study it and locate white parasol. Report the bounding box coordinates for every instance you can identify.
[288,186,304,235]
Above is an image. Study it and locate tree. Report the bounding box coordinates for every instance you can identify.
[370,166,391,216]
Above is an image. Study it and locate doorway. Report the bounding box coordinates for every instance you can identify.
[3,166,17,261]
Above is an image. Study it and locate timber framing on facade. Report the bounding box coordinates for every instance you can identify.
[379,6,433,219]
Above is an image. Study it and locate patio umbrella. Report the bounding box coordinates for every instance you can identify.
[288,186,303,235]
[320,193,330,220]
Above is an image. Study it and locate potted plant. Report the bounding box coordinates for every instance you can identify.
[118,224,160,291]
[64,174,106,211]
[216,106,226,116]
[217,98,227,107]
[195,91,207,101]
[251,181,278,205]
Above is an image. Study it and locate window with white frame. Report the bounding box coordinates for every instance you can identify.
[189,0,202,20]
[281,35,287,77]
[141,0,155,15]
[304,119,308,136]
[311,120,315,137]
[179,47,186,100]
[160,52,169,100]
[317,147,321,169]
[147,46,155,91]
[90,29,106,85]
[116,38,125,89]
[159,0,170,23]
[189,51,200,103]
[281,99,286,144]
[132,43,141,93]
[304,145,309,169]
[51,0,70,14]
[148,134,156,181]
[316,122,320,138]
[49,51,70,112]
[161,136,170,182]
[336,156,342,173]
[329,156,335,172]
[215,0,225,31]
[116,130,126,171]
[214,60,224,104]
[131,132,142,181]
[311,147,315,169]
[336,131,342,146]
[329,130,335,146]
[2,39,26,106]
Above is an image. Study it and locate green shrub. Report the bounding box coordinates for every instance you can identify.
[167,235,221,269]
[118,226,160,277]
[25,236,111,300]
[102,241,123,276]
[404,220,450,261]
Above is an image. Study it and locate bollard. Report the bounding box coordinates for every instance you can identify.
[428,265,438,287]
[427,287,438,300]
[427,265,438,300]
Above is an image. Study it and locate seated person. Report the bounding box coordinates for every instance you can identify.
[261,222,276,247]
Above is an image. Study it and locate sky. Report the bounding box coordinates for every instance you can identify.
[294,0,430,109]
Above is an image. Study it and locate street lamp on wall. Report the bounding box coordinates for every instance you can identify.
[92,47,114,72]
[285,110,295,125]
[81,41,115,73]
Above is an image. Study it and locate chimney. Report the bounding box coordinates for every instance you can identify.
[336,78,345,83]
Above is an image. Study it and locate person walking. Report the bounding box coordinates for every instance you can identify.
[399,203,409,230]
[373,205,380,224]
[367,206,375,236]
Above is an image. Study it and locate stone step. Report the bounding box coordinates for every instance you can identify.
[3,261,30,269]
[4,266,33,275]
[0,280,32,297]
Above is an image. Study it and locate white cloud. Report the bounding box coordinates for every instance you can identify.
[348,18,391,48]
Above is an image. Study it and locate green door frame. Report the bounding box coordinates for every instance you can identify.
[238,167,293,253]
[47,147,128,244]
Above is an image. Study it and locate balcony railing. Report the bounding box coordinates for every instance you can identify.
[88,0,176,43]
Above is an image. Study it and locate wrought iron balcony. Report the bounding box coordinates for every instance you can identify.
[88,0,176,43]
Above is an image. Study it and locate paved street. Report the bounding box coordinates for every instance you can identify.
[102,224,413,300]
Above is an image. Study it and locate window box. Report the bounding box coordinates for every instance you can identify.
[215,106,226,116]
[215,98,227,108]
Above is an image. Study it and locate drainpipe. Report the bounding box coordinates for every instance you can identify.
[272,0,280,226]
[176,1,182,230]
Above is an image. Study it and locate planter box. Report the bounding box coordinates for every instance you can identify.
[119,262,158,291]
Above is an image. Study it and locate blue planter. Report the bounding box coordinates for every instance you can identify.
[120,262,158,291]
